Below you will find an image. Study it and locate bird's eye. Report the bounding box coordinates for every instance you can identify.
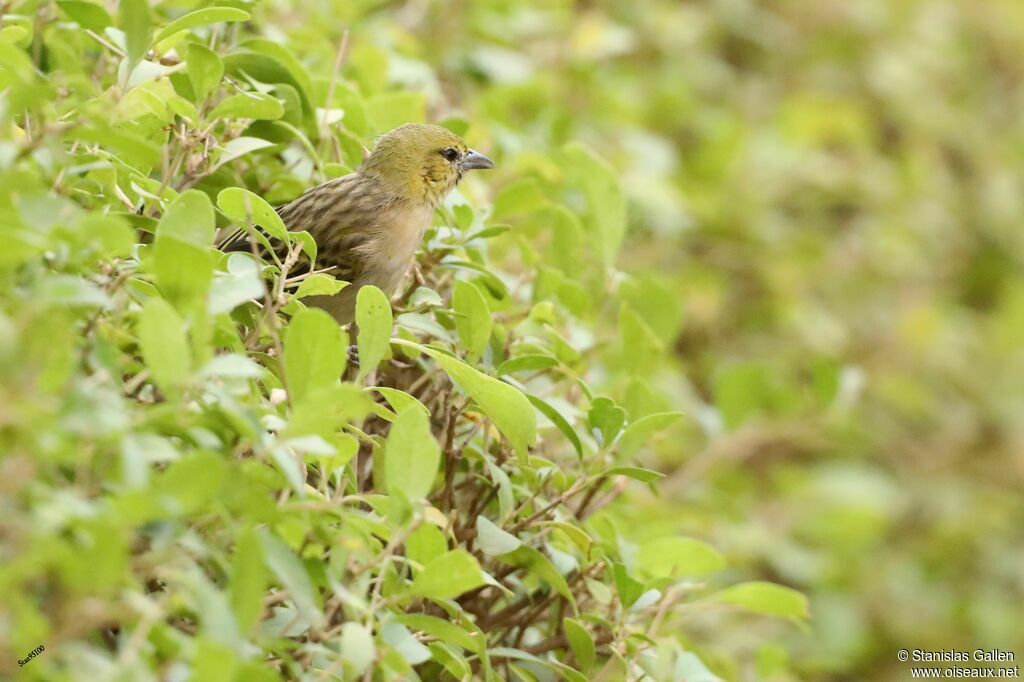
[441,147,460,163]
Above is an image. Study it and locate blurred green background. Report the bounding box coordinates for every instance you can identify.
[347,0,1024,677]
[3,0,1024,679]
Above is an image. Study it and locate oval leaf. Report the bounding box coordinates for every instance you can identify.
[475,516,521,556]
[393,340,536,459]
[259,531,324,628]
[635,537,726,578]
[385,408,441,502]
[453,279,492,361]
[155,7,251,45]
[710,582,809,621]
[528,394,583,459]
[209,92,284,121]
[617,412,684,458]
[340,622,376,674]
[283,308,347,402]
[563,618,596,671]
[356,285,393,380]
[408,549,486,601]
[217,187,289,242]
[137,298,190,393]
[186,43,223,101]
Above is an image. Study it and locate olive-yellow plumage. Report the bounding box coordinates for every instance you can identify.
[221,123,494,323]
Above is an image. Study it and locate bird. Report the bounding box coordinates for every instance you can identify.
[219,123,495,324]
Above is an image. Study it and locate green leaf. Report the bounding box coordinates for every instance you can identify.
[187,43,223,102]
[545,205,586,278]
[374,388,429,419]
[237,39,313,100]
[283,309,347,403]
[152,452,226,517]
[190,639,238,682]
[223,49,309,117]
[224,40,315,127]
[407,549,486,601]
[588,396,626,447]
[710,582,809,621]
[439,116,470,137]
[465,225,510,242]
[152,191,216,307]
[441,259,509,299]
[356,285,393,380]
[381,622,431,664]
[452,203,474,230]
[498,354,559,376]
[563,618,596,671]
[617,412,684,458]
[527,394,584,459]
[635,537,726,578]
[499,546,575,609]
[58,1,113,31]
[539,521,593,555]
[405,523,447,568]
[611,562,645,608]
[394,340,536,459]
[385,408,441,502]
[137,298,190,393]
[230,528,266,634]
[429,642,472,679]
[209,254,263,314]
[198,354,263,380]
[563,142,625,266]
[157,188,215,246]
[393,614,484,654]
[73,122,161,169]
[0,25,30,47]
[675,652,723,682]
[285,385,370,439]
[602,466,664,483]
[452,279,492,361]
[475,516,521,556]
[340,622,376,674]
[37,275,109,308]
[292,230,317,263]
[488,648,587,682]
[209,92,284,121]
[217,187,289,242]
[77,214,134,258]
[213,137,275,171]
[120,0,151,68]
[155,7,251,45]
[260,531,323,628]
[293,274,347,299]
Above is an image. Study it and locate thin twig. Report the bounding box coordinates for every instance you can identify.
[320,30,350,140]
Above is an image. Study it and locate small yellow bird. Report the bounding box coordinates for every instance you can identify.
[220,123,494,323]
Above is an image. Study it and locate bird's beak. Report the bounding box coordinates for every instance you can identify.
[460,149,495,171]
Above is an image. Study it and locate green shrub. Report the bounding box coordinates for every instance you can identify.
[0,3,813,680]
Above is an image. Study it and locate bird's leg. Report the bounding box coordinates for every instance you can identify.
[344,321,360,380]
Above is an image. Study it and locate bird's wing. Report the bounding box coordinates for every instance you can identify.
[216,205,288,255]
[217,173,383,283]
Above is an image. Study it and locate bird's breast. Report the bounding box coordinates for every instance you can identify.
[362,203,433,293]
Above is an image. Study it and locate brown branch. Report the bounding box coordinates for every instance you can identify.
[507,478,589,534]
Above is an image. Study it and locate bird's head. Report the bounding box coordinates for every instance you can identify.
[359,123,495,206]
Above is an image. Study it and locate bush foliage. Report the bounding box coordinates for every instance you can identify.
[2,0,1023,681]
[0,1,807,679]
